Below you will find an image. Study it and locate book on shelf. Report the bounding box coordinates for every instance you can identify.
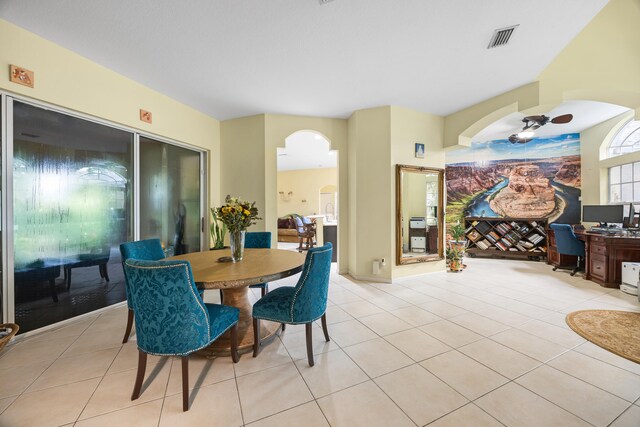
[476,239,491,250]
[527,234,543,244]
[475,222,492,234]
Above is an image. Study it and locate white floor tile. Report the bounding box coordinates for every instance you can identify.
[317,381,414,427]
[375,364,468,426]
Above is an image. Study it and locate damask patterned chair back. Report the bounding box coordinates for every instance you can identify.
[123,258,240,411]
[291,243,333,323]
[119,239,165,305]
[119,239,166,343]
[251,243,333,366]
[245,232,271,249]
[123,259,211,355]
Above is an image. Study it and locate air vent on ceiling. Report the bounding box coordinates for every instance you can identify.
[487,25,519,49]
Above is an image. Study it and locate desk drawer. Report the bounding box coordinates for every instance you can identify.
[591,244,607,256]
[589,253,607,281]
[590,235,606,244]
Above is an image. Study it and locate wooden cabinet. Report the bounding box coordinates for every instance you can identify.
[580,232,640,288]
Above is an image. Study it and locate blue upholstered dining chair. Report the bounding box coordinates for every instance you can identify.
[123,259,240,412]
[220,231,272,303]
[252,243,332,366]
[550,223,585,276]
[119,239,166,344]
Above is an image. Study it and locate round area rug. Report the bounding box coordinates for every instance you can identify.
[566,310,640,364]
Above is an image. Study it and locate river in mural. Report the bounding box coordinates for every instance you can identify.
[446,133,582,225]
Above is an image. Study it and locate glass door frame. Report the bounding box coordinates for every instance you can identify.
[0,91,208,326]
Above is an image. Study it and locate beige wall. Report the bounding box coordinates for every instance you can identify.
[347,107,392,281]
[537,0,640,111]
[0,20,221,209]
[390,106,446,278]
[277,168,337,217]
[220,115,266,231]
[220,114,349,271]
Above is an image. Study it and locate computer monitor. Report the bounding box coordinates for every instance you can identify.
[582,205,624,225]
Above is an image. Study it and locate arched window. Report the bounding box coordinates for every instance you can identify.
[608,120,640,158]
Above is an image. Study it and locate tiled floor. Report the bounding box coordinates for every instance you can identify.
[1,257,640,427]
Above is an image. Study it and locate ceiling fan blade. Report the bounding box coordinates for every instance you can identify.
[551,113,573,124]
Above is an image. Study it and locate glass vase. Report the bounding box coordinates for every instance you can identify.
[230,229,246,262]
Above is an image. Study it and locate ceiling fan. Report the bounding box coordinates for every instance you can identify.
[508,113,573,144]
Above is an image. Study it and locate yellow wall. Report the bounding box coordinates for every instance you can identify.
[220,115,266,231]
[538,0,640,111]
[390,106,446,278]
[220,113,349,271]
[347,107,392,281]
[277,168,338,217]
[0,19,221,226]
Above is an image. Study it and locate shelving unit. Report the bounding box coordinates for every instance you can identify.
[464,217,547,261]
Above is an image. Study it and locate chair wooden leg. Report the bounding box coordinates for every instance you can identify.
[122,309,134,344]
[131,350,147,401]
[49,278,58,303]
[261,285,267,297]
[219,289,224,304]
[181,356,189,411]
[305,322,314,367]
[66,267,72,290]
[321,313,330,342]
[103,263,110,282]
[230,324,239,363]
[253,318,260,357]
[281,323,286,332]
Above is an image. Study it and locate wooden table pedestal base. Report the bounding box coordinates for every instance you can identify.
[195,286,280,358]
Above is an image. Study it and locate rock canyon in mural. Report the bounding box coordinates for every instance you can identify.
[446,134,582,225]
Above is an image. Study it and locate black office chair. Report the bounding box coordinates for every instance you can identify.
[550,224,585,276]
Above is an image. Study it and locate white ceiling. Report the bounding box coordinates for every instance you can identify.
[471,100,630,142]
[0,0,609,120]
[278,131,337,171]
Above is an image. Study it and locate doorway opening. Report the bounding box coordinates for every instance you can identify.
[276,131,338,263]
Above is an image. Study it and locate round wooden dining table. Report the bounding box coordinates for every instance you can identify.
[167,248,306,356]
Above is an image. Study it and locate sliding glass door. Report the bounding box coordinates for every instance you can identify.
[4,98,206,333]
[139,136,202,255]
[12,101,133,332]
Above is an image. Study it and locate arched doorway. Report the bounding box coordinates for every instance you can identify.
[276,131,339,262]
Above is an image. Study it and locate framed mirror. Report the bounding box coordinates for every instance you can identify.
[396,165,444,265]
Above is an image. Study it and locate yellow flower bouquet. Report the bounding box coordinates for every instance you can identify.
[214,195,261,232]
[214,195,261,262]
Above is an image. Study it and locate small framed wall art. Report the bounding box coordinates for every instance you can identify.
[415,143,425,158]
[10,65,34,88]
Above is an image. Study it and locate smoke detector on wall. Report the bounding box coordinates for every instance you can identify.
[487,25,519,49]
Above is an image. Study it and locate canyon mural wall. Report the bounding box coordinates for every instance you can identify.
[446,133,581,225]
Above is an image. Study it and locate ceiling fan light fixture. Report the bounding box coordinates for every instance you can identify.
[517,130,535,139]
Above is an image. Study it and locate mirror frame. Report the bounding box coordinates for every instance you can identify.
[396,164,445,265]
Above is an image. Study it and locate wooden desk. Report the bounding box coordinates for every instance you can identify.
[168,248,305,355]
[580,232,640,288]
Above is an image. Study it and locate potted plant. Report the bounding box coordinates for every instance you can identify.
[446,245,465,272]
[210,208,227,250]
[447,222,467,271]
